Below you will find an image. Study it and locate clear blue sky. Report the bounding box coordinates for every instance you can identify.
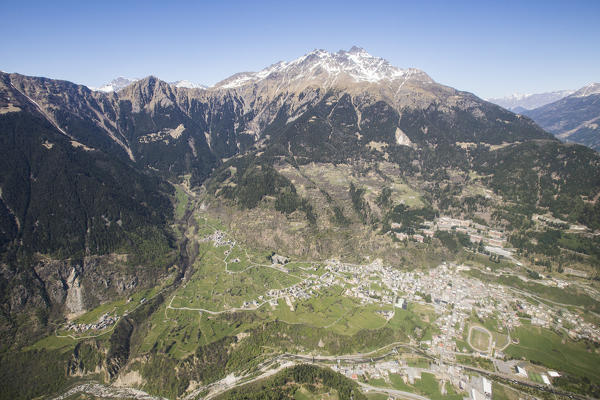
[1,0,598,98]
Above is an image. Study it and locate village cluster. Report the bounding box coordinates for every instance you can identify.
[333,358,496,400]
[184,227,598,398]
[65,312,117,333]
[201,229,599,348]
[392,216,506,246]
[331,261,599,347]
[240,256,597,396]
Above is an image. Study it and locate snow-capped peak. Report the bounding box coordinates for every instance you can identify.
[89,77,138,92]
[214,47,431,89]
[570,82,600,98]
[169,80,207,89]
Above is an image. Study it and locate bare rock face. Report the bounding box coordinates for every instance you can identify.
[29,255,151,320]
[64,267,84,318]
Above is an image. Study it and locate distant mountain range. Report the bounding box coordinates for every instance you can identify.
[520,83,600,151]
[89,77,207,92]
[487,89,575,111]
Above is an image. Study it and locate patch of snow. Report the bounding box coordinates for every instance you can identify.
[89,77,138,92]
[570,82,600,97]
[169,80,207,89]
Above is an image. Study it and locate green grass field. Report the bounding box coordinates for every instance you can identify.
[505,324,600,381]
[74,285,163,325]
[389,373,414,391]
[171,240,302,311]
[528,371,543,383]
[465,269,599,311]
[492,382,520,400]
[387,303,437,341]
[366,394,389,400]
[456,355,495,371]
[413,372,463,400]
[24,334,77,351]
[136,211,438,359]
[174,186,190,220]
[368,378,388,387]
[266,286,391,335]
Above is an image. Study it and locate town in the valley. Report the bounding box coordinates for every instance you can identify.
[63,216,599,400]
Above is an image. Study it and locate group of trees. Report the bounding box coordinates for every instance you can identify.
[216,364,366,399]
[209,155,317,224]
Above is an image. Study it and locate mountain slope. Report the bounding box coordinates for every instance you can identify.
[522,83,600,151]
[4,48,553,186]
[0,73,176,348]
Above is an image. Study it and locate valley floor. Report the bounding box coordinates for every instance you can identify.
[38,196,600,400]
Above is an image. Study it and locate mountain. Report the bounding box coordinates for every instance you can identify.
[89,76,139,92]
[521,83,600,151]
[487,89,574,111]
[92,77,208,92]
[169,80,207,89]
[0,72,176,349]
[214,46,432,89]
[1,47,600,400]
[3,48,552,186]
[0,48,584,261]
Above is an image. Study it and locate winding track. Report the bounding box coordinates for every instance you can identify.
[467,325,493,353]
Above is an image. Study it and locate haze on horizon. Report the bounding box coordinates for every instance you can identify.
[1,0,598,99]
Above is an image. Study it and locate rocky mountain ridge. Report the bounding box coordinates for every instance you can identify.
[2,48,552,176]
[89,77,207,92]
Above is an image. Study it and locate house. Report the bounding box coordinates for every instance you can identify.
[488,230,504,239]
[469,234,483,243]
[395,232,408,241]
[395,298,407,309]
[407,367,421,384]
[422,229,435,237]
[482,377,492,396]
[271,254,289,265]
[486,238,504,247]
[541,374,551,385]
